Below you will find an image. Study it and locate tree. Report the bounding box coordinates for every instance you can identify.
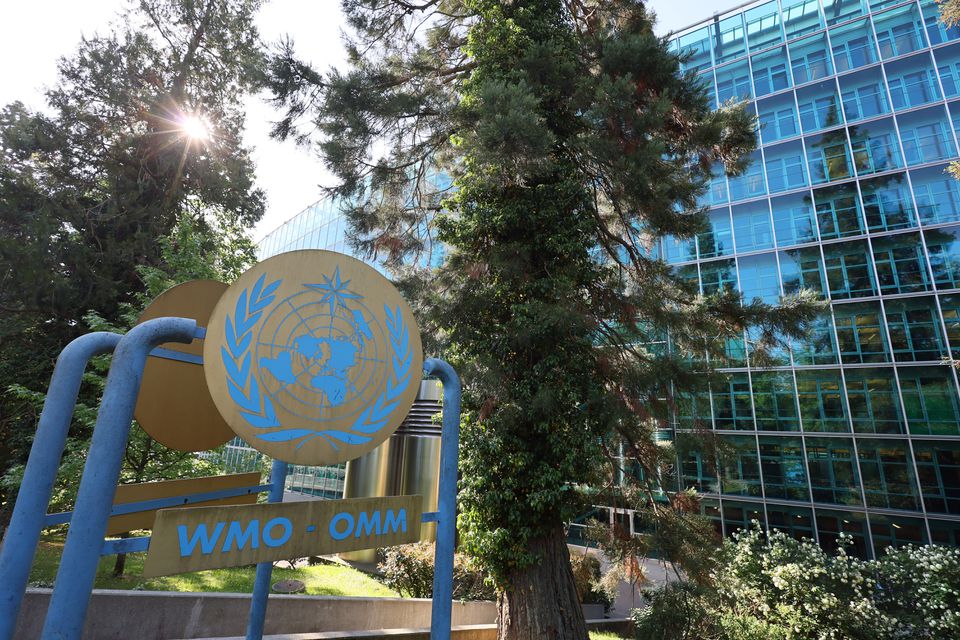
[267,2,820,638]
[0,0,266,527]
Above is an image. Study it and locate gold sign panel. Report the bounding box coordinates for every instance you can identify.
[203,250,423,466]
[143,495,423,577]
[135,280,235,452]
[106,473,260,536]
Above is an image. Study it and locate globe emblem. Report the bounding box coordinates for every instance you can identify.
[254,267,385,423]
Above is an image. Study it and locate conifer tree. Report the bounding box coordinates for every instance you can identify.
[268,2,821,638]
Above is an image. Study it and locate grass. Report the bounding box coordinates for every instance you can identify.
[29,539,398,597]
[589,633,630,640]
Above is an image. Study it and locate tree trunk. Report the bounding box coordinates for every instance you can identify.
[112,532,130,577]
[497,526,588,640]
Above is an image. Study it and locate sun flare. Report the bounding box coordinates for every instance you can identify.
[179,114,210,141]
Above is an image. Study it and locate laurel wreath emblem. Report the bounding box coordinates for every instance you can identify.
[221,273,414,451]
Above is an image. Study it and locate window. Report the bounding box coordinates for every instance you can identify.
[911,164,960,225]
[898,106,957,167]
[898,366,960,435]
[678,26,713,73]
[874,4,927,59]
[793,314,839,365]
[858,439,922,511]
[805,132,853,184]
[752,47,791,97]
[830,19,877,72]
[677,436,719,492]
[872,233,931,294]
[745,1,783,51]
[780,247,827,298]
[764,141,808,192]
[833,302,889,364]
[849,118,902,176]
[823,0,867,26]
[817,509,869,559]
[663,235,696,264]
[798,83,844,132]
[701,259,739,295]
[738,253,780,303]
[771,192,817,246]
[797,371,850,433]
[716,60,752,103]
[925,225,960,289]
[697,208,734,258]
[887,55,942,110]
[767,504,815,540]
[733,201,774,252]
[935,43,960,99]
[782,0,823,40]
[844,368,905,434]
[759,436,808,500]
[720,436,763,496]
[839,68,890,122]
[823,240,876,299]
[758,94,800,144]
[885,297,946,362]
[728,152,766,201]
[913,441,960,515]
[712,14,747,65]
[860,173,916,232]
[814,183,865,240]
[940,293,960,358]
[790,34,832,85]
[752,373,800,431]
[806,437,862,503]
[712,374,755,430]
[924,0,960,46]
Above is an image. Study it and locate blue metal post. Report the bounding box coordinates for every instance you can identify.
[41,318,197,640]
[424,358,461,640]
[245,458,289,640]
[0,332,122,640]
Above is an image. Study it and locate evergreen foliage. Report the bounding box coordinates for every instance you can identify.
[0,0,266,524]
[266,1,822,637]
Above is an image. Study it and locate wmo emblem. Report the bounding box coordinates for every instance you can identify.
[204,250,423,465]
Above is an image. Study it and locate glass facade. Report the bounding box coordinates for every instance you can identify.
[664,0,960,557]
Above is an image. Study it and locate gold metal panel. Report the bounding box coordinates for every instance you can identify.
[143,495,422,577]
[135,279,234,452]
[106,472,261,536]
[203,250,423,465]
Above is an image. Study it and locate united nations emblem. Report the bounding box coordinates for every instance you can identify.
[204,250,423,465]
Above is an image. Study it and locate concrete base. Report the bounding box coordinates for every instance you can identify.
[15,590,611,639]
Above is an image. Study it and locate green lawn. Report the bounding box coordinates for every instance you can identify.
[29,540,397,597]
[589,633,629,640]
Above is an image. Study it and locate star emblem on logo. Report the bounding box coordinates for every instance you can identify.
[305,266,362,315]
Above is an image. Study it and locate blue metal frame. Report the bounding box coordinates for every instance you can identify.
[0,332,122,640]
[424,358,461,640]
[0,319,461,640]
[41,317,198,639]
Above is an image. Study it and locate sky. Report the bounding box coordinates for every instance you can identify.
[0,0,724,241]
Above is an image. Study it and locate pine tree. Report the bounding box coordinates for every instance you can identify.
[267,2,821,638]
[0,0,266,527]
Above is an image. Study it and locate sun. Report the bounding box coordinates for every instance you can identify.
[179,114,210,141]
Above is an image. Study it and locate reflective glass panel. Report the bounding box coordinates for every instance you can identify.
[790,33,833,85]
[859,173,916,232]
[746,1,784,51]
[780,247,828,298]
[783,0,823,39]
[823,0,867,26]
[716,60,753,103]
[870,513,928,553]
[857,439,922,510]
[814,182,865,239]
[934,43,960,99]
[772,192,818,246]
[698,208,734,258]
[759,435,809,499]
[897,106,958,167]
[849,117,903,176]
[797,80,845,132]
[816,508,869,558]
[663,234,697,264]
[766,503,815,540]
[678,26,714,73]
[923,0,960,45]
[701,258,739,294]
[927,226,960,289]
[886,53,942,110]
[720,435,763,496]
[752,372,801,431]
[729,152,767,201]
[792,314,839,364]
[898,365,960,435]
[872,232,931,294]
[844,367,906,434]
[913,440,960,515]
[839,66,891,123]
[712,373,755,430]
[885,296,947,362]
[830,18,878,73]
[723,500,767,535]
[940,293,960,358]
[739,252,781,303]
[733,200,775,252]
[764,140,809,192]
[677,434,720,492]
[929,518,960,546]
[833,301,890,363]
[873,3,928,60]
[911,164,960,225]
[806,437,862,502]
[758,93,801,144]
[796,370,850,432]
[752,46,792,97]
[823,240,877,299]
[805,130,854,184]
[713,14,748,65]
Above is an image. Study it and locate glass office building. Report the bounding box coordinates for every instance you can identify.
[653,0,960,558]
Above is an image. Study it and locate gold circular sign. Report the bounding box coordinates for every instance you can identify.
[135,280,236,452]
[204,250,423,465]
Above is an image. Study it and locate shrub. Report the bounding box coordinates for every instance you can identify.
[570,549,615,611]
[631,581,714,640]
[378,542,496,601]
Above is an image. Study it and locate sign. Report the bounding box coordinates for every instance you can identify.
[204,250,423,466]
[106,473,260,536]
[135,280,235,452]
[143,495,422,577]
